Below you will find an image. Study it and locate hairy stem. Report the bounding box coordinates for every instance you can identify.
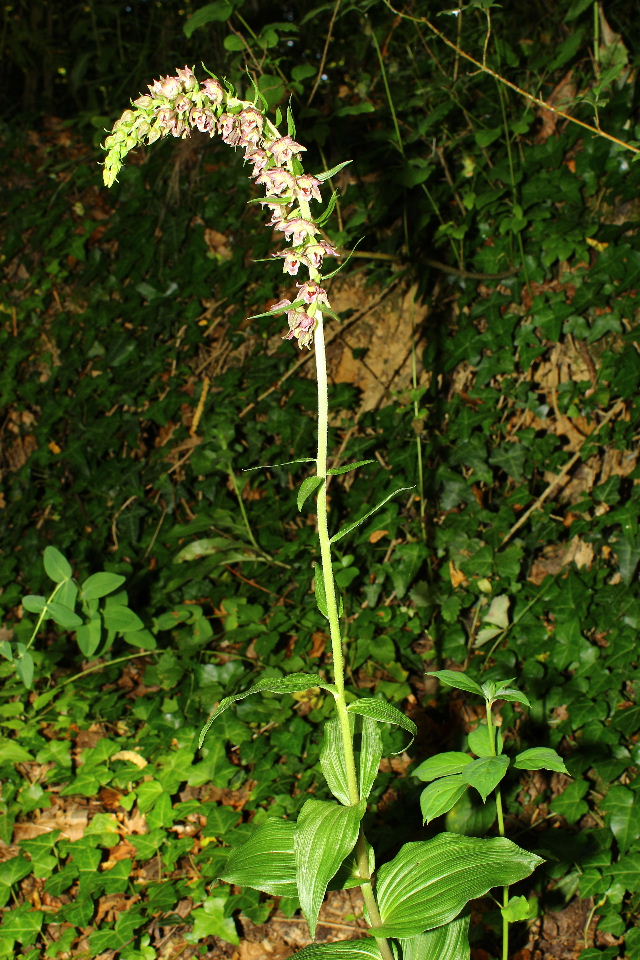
[314,314,394,960]
[486,702,509,960]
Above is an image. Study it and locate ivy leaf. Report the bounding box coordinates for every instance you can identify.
[399,913,470,960]
[373,834,543,938]
[295,798,365,937]
[427,670,485,697]
[199,673,335,747]
[185,896,239,945]
[601,786,640,853]
[220,818,298,897]
[0,854,33,908]
[514,747,568,774]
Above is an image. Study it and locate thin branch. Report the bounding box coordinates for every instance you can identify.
[383,0,640,156]
[307,0,342,106]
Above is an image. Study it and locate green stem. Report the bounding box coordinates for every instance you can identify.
[313,308,394,960]
[24,581,64,653]
[486,701,509,960]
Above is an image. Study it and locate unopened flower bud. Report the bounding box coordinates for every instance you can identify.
[202,77,225,106]
[176,65,197,91]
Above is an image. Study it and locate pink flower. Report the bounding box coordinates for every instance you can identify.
[174,95,192,114]
[261,202,287,226]
[255,167,295,197]
[267,135,307,165]
[218,113,242,146]
[271,298,292,312]
[155,107,176,131]
[176,65,197,91]
[284,309,317,349]
[297,281,329,306]
[133,94,154,110]
[244,148,269,177]
[294,174,322,203]
[202,77,225,106]
[274,250,311,276]
[189,107,215,133]
[282,217,319,246]
[159,75,182,99]
[239,107,264,144]
[305,240,339,269]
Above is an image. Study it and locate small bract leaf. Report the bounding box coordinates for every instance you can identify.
[298,475,324,511]
[413,752,473,782]
[347,698,417,751]
[199,673,335,747]
[420,776,468,824]
[399,913,470,960]
[326,460,375,476]
[330,487,414,544]
[427,670,484,697]
[43,546,72,583]
[315,160,353,182]
[295,798,365,937]
[514,747,568,774]
[220,818,298,897]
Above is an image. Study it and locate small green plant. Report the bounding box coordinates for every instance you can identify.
[99,65,551,958]
[6,546,154,688]
[415,670,569,959]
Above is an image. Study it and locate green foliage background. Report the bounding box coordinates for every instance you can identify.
[1,0,640,957]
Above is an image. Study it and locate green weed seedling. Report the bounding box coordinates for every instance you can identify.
[415,670,569,960]
[100,65,550,958]
[8,545,155,689]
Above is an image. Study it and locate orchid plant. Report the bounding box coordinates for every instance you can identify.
[103,66,547,960]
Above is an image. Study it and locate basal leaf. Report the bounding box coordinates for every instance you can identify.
[420,776,468,824]
[330,487,414,544]
[294,798,365,937]
[399,913,470,960]
[289,940,385,959]
[374,833,543,938]
[514,747,568,774]
[413,752,473,782]
[427,670,484,698]
[43,546,72,583]
[461,756,510,802]
[298,475,324,511]
[199,673,335,747]
[347,698,417,751]
[220,817,298,897]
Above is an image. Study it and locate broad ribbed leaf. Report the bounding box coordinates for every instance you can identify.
[347,698,417,751]
[289,940,385,959]
[399,913,470,960]
[220,818,297,897]
[359,716,383,800]
[461,756,510,802]
[320,718,350,805]
[374,833,543,938]
[200,673,335,747]
[420,777,468,824]
[427,670,484,697]
[414,752,473,782]
[295,799,365,937]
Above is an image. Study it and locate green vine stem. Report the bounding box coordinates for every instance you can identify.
[486,700,510,960]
